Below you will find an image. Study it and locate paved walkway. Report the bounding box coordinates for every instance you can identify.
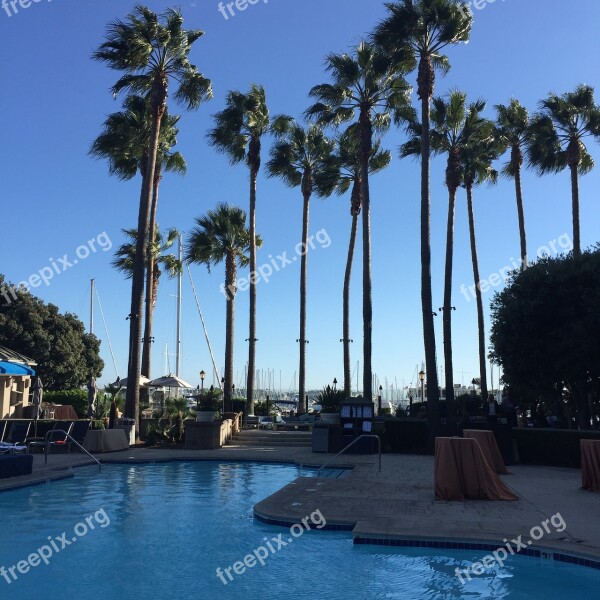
[2,444,599,561]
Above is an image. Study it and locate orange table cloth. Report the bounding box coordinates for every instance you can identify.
[581,440,600,493]
[463,429,508,474]
[435,437,518,501]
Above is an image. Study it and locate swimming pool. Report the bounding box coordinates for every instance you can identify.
[0,462,598,599]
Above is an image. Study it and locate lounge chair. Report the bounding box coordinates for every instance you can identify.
[0,422,30,454]
[28,421,73,454]
[64,420,91,452]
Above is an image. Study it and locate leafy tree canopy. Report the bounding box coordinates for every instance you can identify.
[489,248,600,427]
[0,275,104,390]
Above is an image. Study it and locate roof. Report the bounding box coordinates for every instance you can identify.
[0,361,36,376]
[0,345,37,366]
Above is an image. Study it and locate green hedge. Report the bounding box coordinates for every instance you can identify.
[44,389,88,418]
[513,428,600,468]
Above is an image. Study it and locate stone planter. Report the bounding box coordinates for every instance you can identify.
[196,411,216,423]
[320,413,340,425]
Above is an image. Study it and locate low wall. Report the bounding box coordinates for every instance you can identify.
[184,419,233,450]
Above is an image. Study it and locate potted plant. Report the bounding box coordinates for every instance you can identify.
[194,389,222,422]
[316,386,345,425]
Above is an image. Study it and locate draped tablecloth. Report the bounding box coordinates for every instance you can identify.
[83,429,129,452]
[463,429,508,474]
[581,440,600,493]
[435,437,518,501]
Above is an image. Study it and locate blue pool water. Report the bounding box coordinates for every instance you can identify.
[0,462,598,599]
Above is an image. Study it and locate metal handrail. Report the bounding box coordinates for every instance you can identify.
[317,434,381,476]
[44,430,101,472]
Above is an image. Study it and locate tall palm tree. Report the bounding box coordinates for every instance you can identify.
[528,85,600,258]
[373,0,472,435]
[93,5,212,426]
[90,95,186,390]
[186,204,255,412]
[112,227,182,382]
[267,118,335,413]
[207,84,269,416]
[307,41,412,401]
[460,115,500,404]
[495,99,530,266]
[402,91,486,432]
[315,125,391,398]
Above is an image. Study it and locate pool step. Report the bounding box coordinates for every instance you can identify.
[232,430,312,447]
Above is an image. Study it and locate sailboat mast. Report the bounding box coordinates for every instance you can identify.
[176,234,182,377]
[89,278,95,334]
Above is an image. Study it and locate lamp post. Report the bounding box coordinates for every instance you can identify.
[419,370,425,406]
[378,385,383,416]
[333,378,337,392]
[200,370,206,393]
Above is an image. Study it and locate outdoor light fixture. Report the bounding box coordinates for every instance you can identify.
[200,370,206,393]
[419,370,425,402]
[333,378,337,391]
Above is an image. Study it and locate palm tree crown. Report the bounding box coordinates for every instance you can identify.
[528,85,600,257]
[93,5,212,112]
[495,99,530,266]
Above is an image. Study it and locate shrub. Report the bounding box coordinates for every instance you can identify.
[45,389,88,418]
[316,386,345,413]
[513,428,600,468]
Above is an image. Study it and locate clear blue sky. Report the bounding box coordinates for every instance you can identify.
[1,0,599,398]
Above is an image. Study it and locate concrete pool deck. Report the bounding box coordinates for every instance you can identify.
[1,444,599,562]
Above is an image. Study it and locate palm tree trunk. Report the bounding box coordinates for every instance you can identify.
[141,176,161,403]
[298,190,311,414]
[343,183,360,399]
[466,184,488,403]
[418,55,440,438]
[224,252,236,413]
[359,111,373,401]
[569,163,581,258]
[125,89,166,432]
[246,152,259,415]
[514,164,527,267]
[443,186,456,434]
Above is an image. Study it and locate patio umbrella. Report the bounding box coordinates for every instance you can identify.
[111,375,151,388]
[87,375,97,418]
[148,374,193,402]
[31,376,43,437]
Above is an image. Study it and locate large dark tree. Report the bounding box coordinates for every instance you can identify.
[490,248,600,429]
[0,275,104,390]
[373,0,473,436]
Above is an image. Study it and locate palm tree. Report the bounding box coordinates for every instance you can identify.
[267,118,335,413]
[460,115,500,405]
[373,0,472,435]
[495,99,530,266]
[186,204,255,412]
[315,125,391,398]
[528,85,600,258]
[307,41,412,401]
[93,5,212,426]
[402,92,486,432]
[207,84,269,416]
[90,95,186,390]
[112,227,182,382]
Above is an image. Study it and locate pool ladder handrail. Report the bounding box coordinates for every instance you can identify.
[44,430,101,472]
[317,434,381,477]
